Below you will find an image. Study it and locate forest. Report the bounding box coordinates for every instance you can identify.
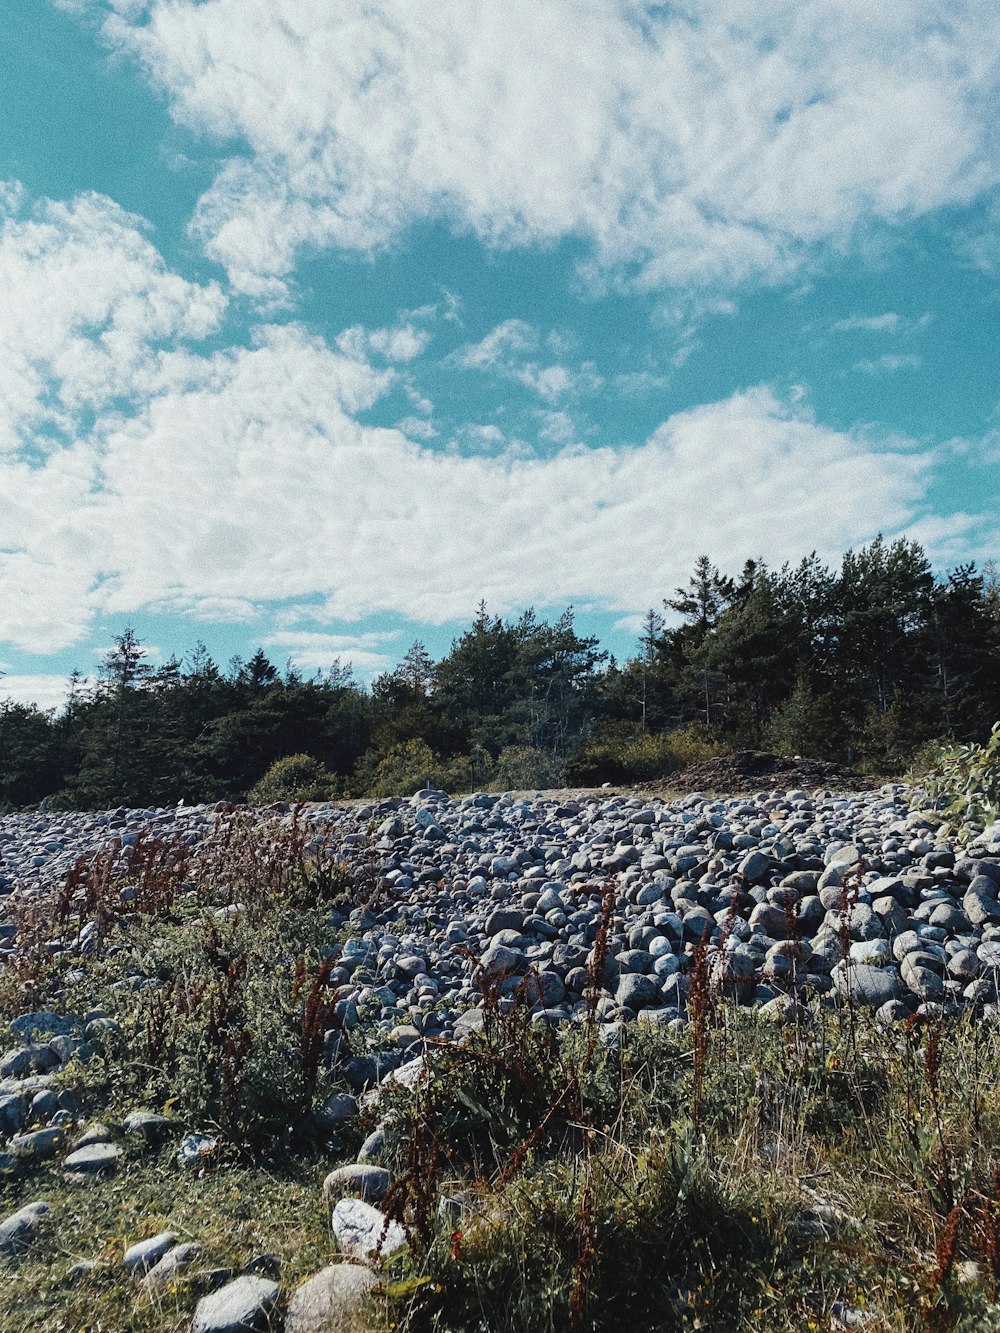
[1,536,998,809]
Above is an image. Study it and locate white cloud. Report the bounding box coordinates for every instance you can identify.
[612,370,670,396]
[91,0,1000,296]
[832,313,901,333]
[0,185,226,454]
[455,321,602,402]
[537,410,577,445]
[262,630,397,679]
[397,415,438,440]
[853,353,921,374]
[0,188,989,661]
[0,674,75,713]
[611,614,649,636]
[0,300,967,651]
[337,321,431,363]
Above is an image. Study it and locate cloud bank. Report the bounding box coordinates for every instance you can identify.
[3,180,983,658]
[85,0,1000,297]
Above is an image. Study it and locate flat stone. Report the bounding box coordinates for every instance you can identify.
[831,962,903,1008]
[10,1126,66,1160]
[191,1274,281,1333]
[9,1012,78,1043]
[64,1142,121,1177]
[122,1110,173,1143]
[71,1122,112,1150]
[315,1094,359,1129]
[285,1263,378,1333]
[141,1241,202,1291]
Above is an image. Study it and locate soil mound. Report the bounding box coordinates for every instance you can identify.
[647,750,879,796]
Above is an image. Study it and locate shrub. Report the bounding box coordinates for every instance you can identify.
[488,745,565,792]
[566,721,726,785]
[246,753,337,804]
[912,723,1000,838]
[359,739,472,797]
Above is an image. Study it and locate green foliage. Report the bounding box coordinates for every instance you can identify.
[566,722,725,785]
[488,744,565,791]
[0,811,365,1152]
[914,722,1000,836]
[70,906,344,1151]
[246,752,337,804]
[358,738,473,797]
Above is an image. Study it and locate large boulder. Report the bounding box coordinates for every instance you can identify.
[285,1263,378,1333]
[191,1274,280,1333]
[831,961,904,1008]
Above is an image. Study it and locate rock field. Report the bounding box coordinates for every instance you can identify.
[2,781,1000,1328]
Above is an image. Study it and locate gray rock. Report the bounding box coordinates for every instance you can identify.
[0,1049,32,1079]
[63,1142,121,1177]
[831,962,903,1008]
[964,878,1000,926]
[614,973,660,1011]
[0,1093,28,1137]
[947,949,982,983]
[191,1274,281,1333]
[71,1122,112,1149]
[0,1200,49,1258]
[10,1126,66,1160]
[357,1125,392,1163]
[876,1000,912,1024]
[323,1164,392,1204]
[177,1133,218,1168]
[9,1012,77,1043]
[738,850,772,883]
[903,966,944,1002]
[123,1230,178,1274]
[285,1263,378,1333]
[122,1110,173,1143]
[956,858,1000,886]
[484,909,525,936]
[141,1241,203,1291]
[477,944,525,979]
[315,1094,359,1130]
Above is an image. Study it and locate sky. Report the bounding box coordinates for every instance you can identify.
[1,0,999,712]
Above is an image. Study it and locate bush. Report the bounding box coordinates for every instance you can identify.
[246,753,337,804]
[488,745,565,791]
[358,739,472,797]
[912,722,1000,837]
[566,722,725,785]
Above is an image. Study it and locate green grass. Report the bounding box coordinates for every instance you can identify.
[0,1153,330,1332]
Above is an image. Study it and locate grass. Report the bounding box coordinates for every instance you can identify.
[3,810,1000,1330]
[0,1151,331,1332]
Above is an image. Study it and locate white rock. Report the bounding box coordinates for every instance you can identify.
[332,1198,407,1260]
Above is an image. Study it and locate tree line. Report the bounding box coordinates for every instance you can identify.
[1,537,998,809]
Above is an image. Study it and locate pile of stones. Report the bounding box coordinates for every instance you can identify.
[2,785,1000,1046]
[2,782,1000,1330]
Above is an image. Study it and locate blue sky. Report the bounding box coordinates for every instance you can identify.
[1,0,998,710]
